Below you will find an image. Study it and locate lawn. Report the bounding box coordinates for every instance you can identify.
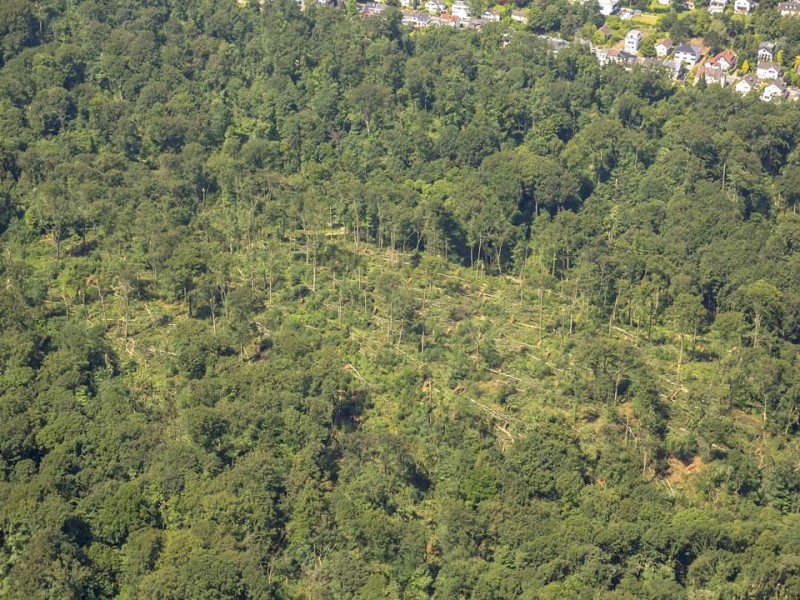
[633,12,660,25]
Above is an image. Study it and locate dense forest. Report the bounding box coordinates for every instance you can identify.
[1,0,800,598]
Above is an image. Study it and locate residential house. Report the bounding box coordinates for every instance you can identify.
[361,2,387,15]
[684,0,696,8]
[399,0,414,8]
[624,29,643,54]
[699,67,727,86]
[598,0,619,16]
[539,35,570,53]
[657,0,670,5]
[758,41,776,61]
[425,0,446,12]
[778,2,800,15]
[481,8,500,21]
[402,10,433,26]
[438,12,460,26]
[617,51,638,66]
[643,57,668,69]
[451,0,470,19]
[595,47,612,66]
[511,10,528,23]
[787,86,800,100]
[734,0,756,13]
[708,0,728,13]
[735,74,760,94]
[707,49,737,70]
[756,61,782,79]
[464,17,487,28]
[655,38,673,58]
[761,79,787,101]
[674,44,701,66]
[597,25,612,40]
[605,48,624,65]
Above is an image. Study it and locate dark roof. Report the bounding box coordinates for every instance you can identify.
[674,44,699,56]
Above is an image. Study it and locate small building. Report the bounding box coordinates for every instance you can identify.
[481,8,500,21]
[361,2,387,15]
[598,25,612,40]
[624,29,643,54]
[617,51,638,66]
[707,49,737,70]
[539,35,570,53]
[511,10,528,23]
[595,47,612,66]
[708,0,728,13]
[758,41,776,62]
[642,57,668,69]
[735,74,760,94]
[734,0,756,13]
[425,0,446,12]
[402,10,433,26]
[756,61,782,79]
[761,80,787,101]
[699,67,727,86]
[451,0,471,19]
[464,17,487,28]
[655,39,673,58]
[778,1,800,15]
[674,44,701,66]
[787,86,800,100]
[598,0,619,16]
[438,12,460,26]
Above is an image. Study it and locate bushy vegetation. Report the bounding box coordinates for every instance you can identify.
[1,1,800,598]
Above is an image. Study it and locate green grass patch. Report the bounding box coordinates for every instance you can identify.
[633,13,660,25]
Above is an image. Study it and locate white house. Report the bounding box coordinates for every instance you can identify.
[734,0,756,13]
[778,2,800,15]
[451,0,471,19]
[402,10,433,26]
[624,29,643,54]
[735,74,760,94]
[425,0,446,12]
[758,42,776,62]
[595,47,612,66]
[756,61,782,80]
[761,80,787,101]
[674,44,701,66]
[482,8,500,21]
[708,0,728,13]
[700,67,727,86]
[655,39,673,58]
[361,2,387,15]
[598,0,619,16]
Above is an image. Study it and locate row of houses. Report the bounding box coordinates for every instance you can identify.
[595,33,799,102]
[390,0,530,24]
[395,8,528,28]
[708,0,758,14]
